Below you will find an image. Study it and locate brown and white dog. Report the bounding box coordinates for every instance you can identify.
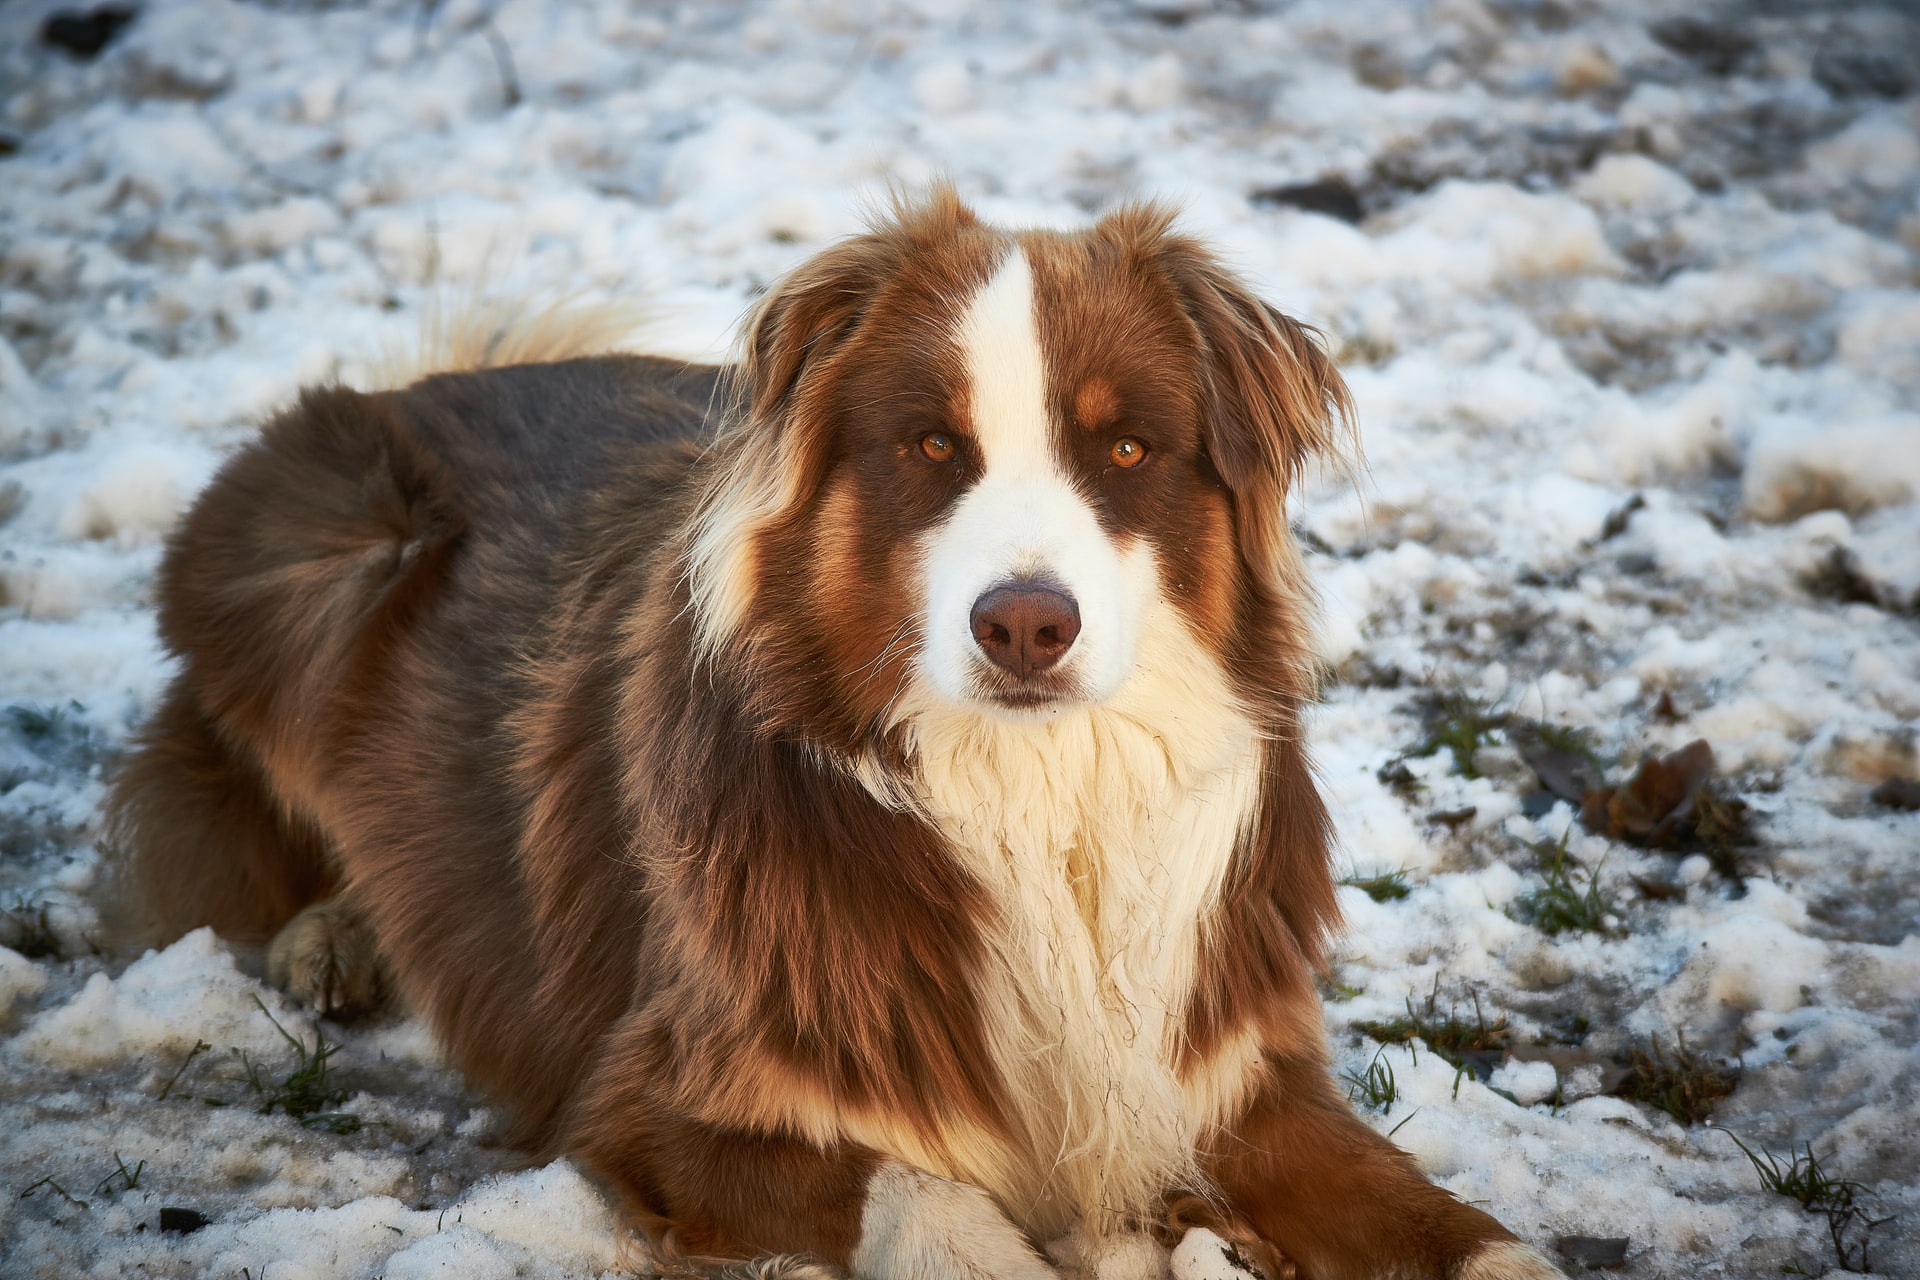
[108,188,1559,1280]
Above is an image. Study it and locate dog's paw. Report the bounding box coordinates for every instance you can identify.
[1452,1240,1565,1280]
[851,1162,1058,1280]
[266,897,386,1018]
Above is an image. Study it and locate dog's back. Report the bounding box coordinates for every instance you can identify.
[109,353,717,1134]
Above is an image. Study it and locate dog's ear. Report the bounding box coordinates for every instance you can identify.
[735,181,982,426]
[690,185,984,660]
[734,242,879,426]
[1108,211,1354,590]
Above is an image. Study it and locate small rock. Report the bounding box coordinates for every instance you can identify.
[1555,1236,1629,1269]
[1870,777,1920,811]
[1522,746,1596,803]
[158,1207,209,1234]
[1648,18,1756,76]
[39,6,137,59]
[1521,790,1559,819]
[1250,179,1364,223]
[1556,43,1618,95]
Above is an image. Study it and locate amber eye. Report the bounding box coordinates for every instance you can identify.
[920,432,957,462]
[1110,437,1148,468]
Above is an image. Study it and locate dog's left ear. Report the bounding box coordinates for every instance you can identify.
[1120,216,1355,588]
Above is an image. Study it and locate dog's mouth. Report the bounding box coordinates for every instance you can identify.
[968,667,1085,715]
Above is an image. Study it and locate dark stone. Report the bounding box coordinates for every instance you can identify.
[1815,46,1917,101]
[1520,746,1595,804]
[1648,18,1758,76]
[1250,179,1364,223]
[1870,777,1920,812]
[1597,493,1644,542]
[39,6,138,59]
[1555,1236,1630,1269]
[158,1207,209,1234]
[1426,806,1478,829]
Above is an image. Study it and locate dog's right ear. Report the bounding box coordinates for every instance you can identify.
[690,184,982,663]
[733,242,879,427]
[689,247,873,665]
[734,181,981,425]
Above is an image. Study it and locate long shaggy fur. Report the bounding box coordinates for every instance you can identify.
[107,187,1555,1280]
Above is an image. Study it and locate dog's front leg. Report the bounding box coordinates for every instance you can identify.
[1203,1053,1562,1280]
[575,1098,1055,1280]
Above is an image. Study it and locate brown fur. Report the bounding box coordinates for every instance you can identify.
[107,189,1538,1279]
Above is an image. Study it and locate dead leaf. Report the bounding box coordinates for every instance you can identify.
[1581,739,1714,845]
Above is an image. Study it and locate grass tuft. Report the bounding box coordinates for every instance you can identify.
[1513,835,1615,936]
[1689,786,1755,879]
[1356,982,1511,1079]
[4,701,78,740]
[1342,1045,1400,1112]
[243,997,359,1134]
[1340,868,1411,903]
[92,1154,145,1197]
[1612,1033,1738,1125]
[1528,720,1601,764]
[1718,1130,1893,1274]
[0,893,60,959]
[156,1039,212,1102]
[19,1175,89,1210]
[1403,691,1506,780]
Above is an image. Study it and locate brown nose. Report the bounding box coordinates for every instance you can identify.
[970,582,1081,678]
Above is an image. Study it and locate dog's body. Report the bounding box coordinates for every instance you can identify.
[110,192,1557,1280]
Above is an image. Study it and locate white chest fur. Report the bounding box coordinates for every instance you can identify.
[886,597,1263,1235]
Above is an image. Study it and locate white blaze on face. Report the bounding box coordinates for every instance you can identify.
[917,245,1148,710]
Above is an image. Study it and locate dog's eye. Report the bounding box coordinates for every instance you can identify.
[1109,437,1148,468]
[919,432,957,462]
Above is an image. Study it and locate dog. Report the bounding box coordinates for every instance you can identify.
[107,187,1560,1280]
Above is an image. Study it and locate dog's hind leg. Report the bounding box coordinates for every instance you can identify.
[102,681,336,949]
[266,894,388,1018]
[106,382,464,960]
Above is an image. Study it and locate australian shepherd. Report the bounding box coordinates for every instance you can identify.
[108,188,1559,1280]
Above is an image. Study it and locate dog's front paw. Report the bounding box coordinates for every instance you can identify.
[1452,1240,1565,1280]
[266,897,387,1018]
[851,1163,1058,1280]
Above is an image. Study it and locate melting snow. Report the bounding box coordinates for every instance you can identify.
[2,0,1917,1277]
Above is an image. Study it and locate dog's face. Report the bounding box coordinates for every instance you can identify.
[688,190,1349,740]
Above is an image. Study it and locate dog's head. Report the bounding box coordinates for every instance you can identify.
[686,187,1352,743]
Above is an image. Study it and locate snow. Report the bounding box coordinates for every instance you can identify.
[20,930,290,1068]
[2,0,1918,1278]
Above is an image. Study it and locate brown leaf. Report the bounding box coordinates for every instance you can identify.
[1583,740,1714,842]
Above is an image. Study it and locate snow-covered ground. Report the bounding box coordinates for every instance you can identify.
[3,0,1918,1276]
